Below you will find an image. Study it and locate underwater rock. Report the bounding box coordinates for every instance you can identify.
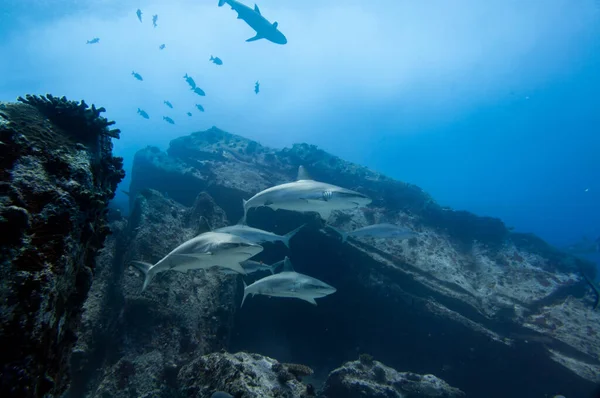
[0,96,124,397]
[177,351,309,398]
[67,188,237,396]
[321,359,465,398]
[127,126,600,397]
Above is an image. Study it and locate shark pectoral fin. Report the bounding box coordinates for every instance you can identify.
[221,262,246,275]
[301,297,318,306]
[246,34,263,42]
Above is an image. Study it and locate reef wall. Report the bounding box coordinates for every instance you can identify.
[0,95,124,397]
[121,127,599,398]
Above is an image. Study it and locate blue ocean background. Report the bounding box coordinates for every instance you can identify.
[1,0,598,266]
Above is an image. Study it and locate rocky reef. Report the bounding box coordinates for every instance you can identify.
[0,95,124,397]
[321,356,465,398]
[118,127,598,398]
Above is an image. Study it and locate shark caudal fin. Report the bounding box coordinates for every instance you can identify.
[241,281,249,307]
[282,223,306,248]
[238,199,248,225]
[130,260,155,291]
[218,0,227,7]
[326,224,348,243]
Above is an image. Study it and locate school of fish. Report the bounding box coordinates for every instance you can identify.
[86,0,287,124]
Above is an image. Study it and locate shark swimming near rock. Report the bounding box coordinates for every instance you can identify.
[241,257,336,306]
[130,231,263,291]
[214,224,305,248]
[242,166,371,222]
[217,0,287,44]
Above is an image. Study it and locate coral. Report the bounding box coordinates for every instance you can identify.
[0,96,124,397]
[17,94,120,140]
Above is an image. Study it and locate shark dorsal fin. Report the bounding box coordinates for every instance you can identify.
[254,4,261,14]
[273,21,278,28]
[282,256,295,272]
[296,165,313,181]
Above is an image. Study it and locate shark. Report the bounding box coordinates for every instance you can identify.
[242,166,372,222]
[241,256,337,307]
[326,223,417,243]
[217,0,287,44]
[130,231,263,291]
[214,224,305,248]
[220,259,282,275]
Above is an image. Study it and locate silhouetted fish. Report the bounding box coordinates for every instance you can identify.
[137,108,149,119]
[164,100,173,108]
[192,86,206,96]
[163,116,175,124]
[86,38,99,44]
[136,9,143,23]
[196,104,205,112]
[254,80,259,94]
[131,71,143,81]
[152,14,158,28]
[210,55,223,65]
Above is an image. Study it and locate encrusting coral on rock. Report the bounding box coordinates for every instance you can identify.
[0,94,124,397]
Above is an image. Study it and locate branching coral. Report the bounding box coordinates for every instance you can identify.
[17,94,120,139]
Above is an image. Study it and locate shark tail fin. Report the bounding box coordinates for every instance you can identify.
[241,280,249,307]
[130,260,155,291]
[218,0,226,6]
[282,223,306,248]
[326,224,348,243]
[238,199,248,225]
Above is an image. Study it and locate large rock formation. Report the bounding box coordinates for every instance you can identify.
[0,95,124,397]
[68,189,241,397]
[321,356,465,398]
[124,126,599,398]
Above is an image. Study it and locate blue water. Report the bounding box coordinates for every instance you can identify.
[1,0,599,253]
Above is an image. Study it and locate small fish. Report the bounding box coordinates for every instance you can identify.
[183,73,196,89]
[584,188,589,192]
[136,9,143,23]
[163,116,175,124]
[137,108,149,119]
[254,80,260,94]
[130,231,263,291]
[195,104,205,112]
[164,100,173,108]
[159,44,166,50]
[211,393,233,398]
[215,224,305,248]
[132,71,143,81]
[210,55,223,65]
[187,112,192,117]
[192,86,206,96]
[326,223,417,243]
[152,14,158,28]
[241,257,336,307]
[86,38,99,44]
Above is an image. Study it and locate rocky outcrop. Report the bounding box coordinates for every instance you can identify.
[0,95,124,397]
[127,126,599,398]
[68,188,239,397]
[321,357,465,398]
[178,351,312,398]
